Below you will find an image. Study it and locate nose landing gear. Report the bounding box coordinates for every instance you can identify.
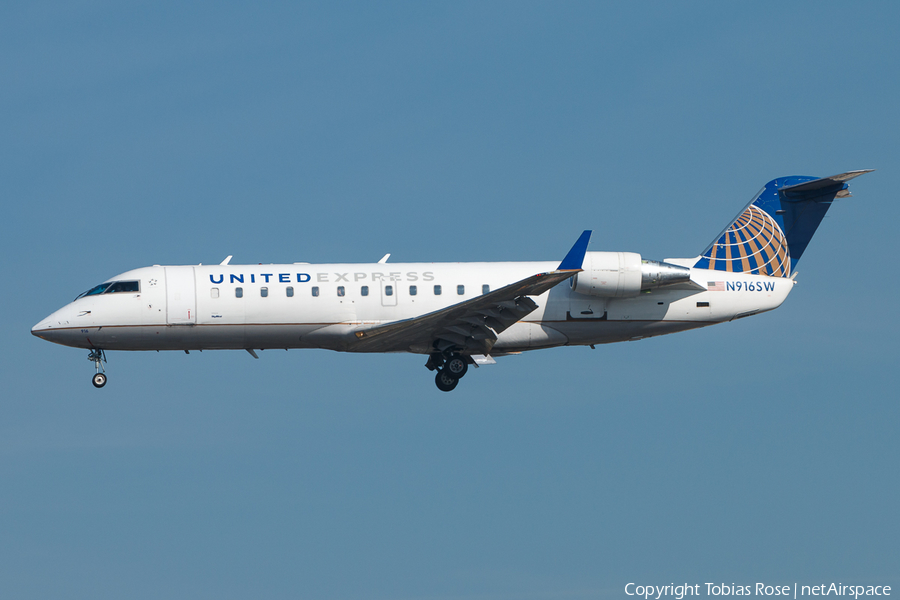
[88,349,107,388]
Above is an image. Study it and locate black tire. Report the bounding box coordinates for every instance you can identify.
[444,354,468,378]
[434,369,459,392]
[92,373,107,388]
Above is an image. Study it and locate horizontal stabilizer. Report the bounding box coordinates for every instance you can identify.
[780,170,874,197]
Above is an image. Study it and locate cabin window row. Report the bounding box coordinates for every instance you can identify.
[212,284,492,299]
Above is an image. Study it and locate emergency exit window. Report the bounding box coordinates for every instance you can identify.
[211,288,219,299]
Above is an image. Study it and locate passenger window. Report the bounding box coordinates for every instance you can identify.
[434,285,441,295]
[286,286,294,297]
[312,286,319,297]
[385,285,393,296]
[211,288,219,299]
[235,287,243,298]
[457,285,465,295]
[482,284,489,294]
[361,286,369,296]
[409,285,417,296]
[337,286,345,297]
[261,287,268,297]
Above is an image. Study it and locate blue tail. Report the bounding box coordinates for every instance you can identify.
[693,170,873,276]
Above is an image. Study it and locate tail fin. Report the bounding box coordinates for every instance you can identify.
[693,170,873,276]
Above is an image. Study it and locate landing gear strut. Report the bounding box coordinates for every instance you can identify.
[428,351,469,392]
[88,349,107,388]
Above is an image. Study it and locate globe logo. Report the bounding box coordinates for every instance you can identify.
[699,205,790,277]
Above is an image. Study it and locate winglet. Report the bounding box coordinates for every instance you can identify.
[557,230,592,270]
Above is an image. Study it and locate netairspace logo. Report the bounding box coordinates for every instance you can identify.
[625,584,892,600]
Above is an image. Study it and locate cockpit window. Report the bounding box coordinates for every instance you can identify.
[76,283,111,299]
[106,281,140,294]
[76,280,140,300]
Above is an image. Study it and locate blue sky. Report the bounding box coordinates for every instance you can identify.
[2,2,898,598]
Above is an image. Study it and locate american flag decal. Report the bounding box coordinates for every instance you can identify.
[708,281,725,291]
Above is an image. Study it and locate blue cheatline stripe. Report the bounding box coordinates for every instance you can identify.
[708,240,720,265]
[729,230,741,269]
[736,227,758,273]
[758,244,773,274]
[557,230,592,270]
[746,246,760,273]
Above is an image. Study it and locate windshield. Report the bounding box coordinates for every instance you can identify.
[76,283,112,300]
[75,280,140,301]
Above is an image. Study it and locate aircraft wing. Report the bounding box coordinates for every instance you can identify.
[349,231,591,354]
[350,269,579,354]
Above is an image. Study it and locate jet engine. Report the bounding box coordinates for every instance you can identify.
[570,252,691,298]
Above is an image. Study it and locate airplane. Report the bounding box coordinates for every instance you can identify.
[32,170,872,392]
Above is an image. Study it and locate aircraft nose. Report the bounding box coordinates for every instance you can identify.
[32,316,56,339]
[31,306,71,340]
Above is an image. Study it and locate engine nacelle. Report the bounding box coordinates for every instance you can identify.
[571,252,691,298]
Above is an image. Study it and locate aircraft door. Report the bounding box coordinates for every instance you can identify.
[381,277,398,307]
[165,266,197,324]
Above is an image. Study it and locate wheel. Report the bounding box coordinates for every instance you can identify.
[444,354,468,378]
[434,369,459,392]
[92,373,107,388]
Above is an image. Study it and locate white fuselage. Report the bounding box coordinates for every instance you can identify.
[32,259,793,354]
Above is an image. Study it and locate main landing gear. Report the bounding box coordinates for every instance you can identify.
[88,349,107,388]
[427,351,470,392]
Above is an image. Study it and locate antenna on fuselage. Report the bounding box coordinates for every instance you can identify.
[378,254,390,264]
[220,255,233,265]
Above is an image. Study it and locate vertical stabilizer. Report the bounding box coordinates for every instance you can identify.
[693,170,872,276]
